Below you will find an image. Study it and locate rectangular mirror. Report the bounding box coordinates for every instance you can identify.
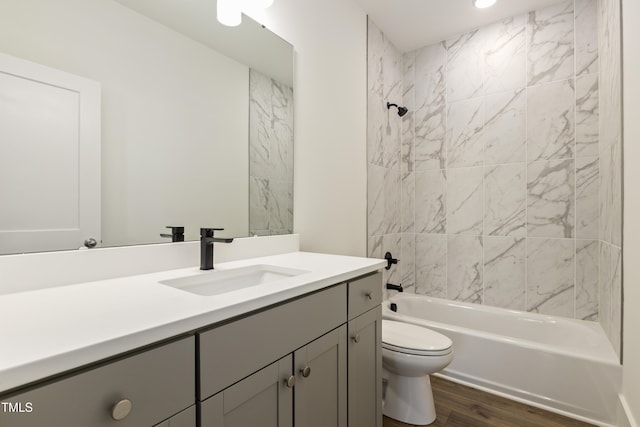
[0,0,294,255]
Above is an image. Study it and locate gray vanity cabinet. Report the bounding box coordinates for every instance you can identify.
[198,283,348,426]
[347,273,383,427]
[0,337,195,427]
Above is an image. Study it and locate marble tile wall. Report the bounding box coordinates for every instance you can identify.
[368,0,622,345]
[249,69,294,237]
[598,0,623,358]
[368,19,406,292]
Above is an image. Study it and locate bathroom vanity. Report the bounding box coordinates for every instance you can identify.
[0,250,384,427]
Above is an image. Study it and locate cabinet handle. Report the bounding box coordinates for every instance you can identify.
[365,291,373,300]
[300,366,311,378]
[352,334,361,343]
[111,399,132,421]
[284,375,296,388]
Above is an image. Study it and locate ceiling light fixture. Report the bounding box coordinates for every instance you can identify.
[473,0,497,9]
[217,0,241,26]
[217,0,274,27]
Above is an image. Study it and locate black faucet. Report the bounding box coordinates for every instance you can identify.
[200,228,234,270]
[386,283,403,292]
[160,226,185,242]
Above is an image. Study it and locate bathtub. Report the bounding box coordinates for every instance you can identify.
[383,293,622,426]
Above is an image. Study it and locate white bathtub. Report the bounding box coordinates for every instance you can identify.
[383,293,622,426]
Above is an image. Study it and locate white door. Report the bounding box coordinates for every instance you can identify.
[0,52,101,255]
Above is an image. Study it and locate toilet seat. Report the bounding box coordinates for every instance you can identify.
[382,320,453,356]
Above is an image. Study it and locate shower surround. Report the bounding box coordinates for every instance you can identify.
[367,0,622,357]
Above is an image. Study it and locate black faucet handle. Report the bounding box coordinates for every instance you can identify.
[384,252,399,270]
[200,227,224,238]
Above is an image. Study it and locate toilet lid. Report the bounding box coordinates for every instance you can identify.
[382,320,452,356]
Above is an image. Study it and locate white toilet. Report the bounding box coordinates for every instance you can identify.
[382,320,454,426]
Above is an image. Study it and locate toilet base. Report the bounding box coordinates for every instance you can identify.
[383,372,436,426]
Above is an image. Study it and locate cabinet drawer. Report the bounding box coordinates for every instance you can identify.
[348,272,382,320]
[199,283,347,399]
[0,337,195,427]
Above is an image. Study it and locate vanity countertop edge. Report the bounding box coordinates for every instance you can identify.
[0,251,385,395]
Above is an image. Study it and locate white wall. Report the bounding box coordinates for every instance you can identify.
[0,0,249,246]
[622,0,640,423]
[248,0,368,256]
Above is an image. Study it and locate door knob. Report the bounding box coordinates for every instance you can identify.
[300,366,311,378]
[111,399,132,421]
[352,334,361,343]
[284,375,296,388]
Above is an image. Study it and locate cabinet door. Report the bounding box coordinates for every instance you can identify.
[348,306,382,427]
[153,405,196,427]
[200,355,292,427]
[294,325,347,427]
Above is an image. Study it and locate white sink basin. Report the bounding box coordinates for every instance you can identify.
[159,264,310,296]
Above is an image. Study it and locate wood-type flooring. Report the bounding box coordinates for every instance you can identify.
[382,376,596,427]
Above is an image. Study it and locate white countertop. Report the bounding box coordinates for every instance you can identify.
[0,251,385,394]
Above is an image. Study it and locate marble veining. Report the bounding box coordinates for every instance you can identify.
[447,167,483,235]
[483,14,526,95]
[527,0,574,85]
[575,74,599,157]
[401,233,416,292]
[367,21,385,167]
[527,159,575,238]
[484,165,526,237]
[249,177,269,233]
[527,79,575,161]
[576,157,599,239]
[575,0,599,76]
[576,239,599,320]
[415,42,446,110]
[367,163,385,237]
[415,234,447,298]
[599,242,621,353]
[447,235,483,304]
[527,238,575,317]
[484,236,526,310]
[446,31,483,102]
[402,51,415,174]
[384,168,401,235]
[401,172,415,233]
[415,169,446,234]
[415,105,446,170]
[484,89,526,165]
[447,97,483,168]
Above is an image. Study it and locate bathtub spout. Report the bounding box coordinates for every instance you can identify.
[386,283,403,292]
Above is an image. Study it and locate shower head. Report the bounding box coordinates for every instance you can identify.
[387,102,408,117]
